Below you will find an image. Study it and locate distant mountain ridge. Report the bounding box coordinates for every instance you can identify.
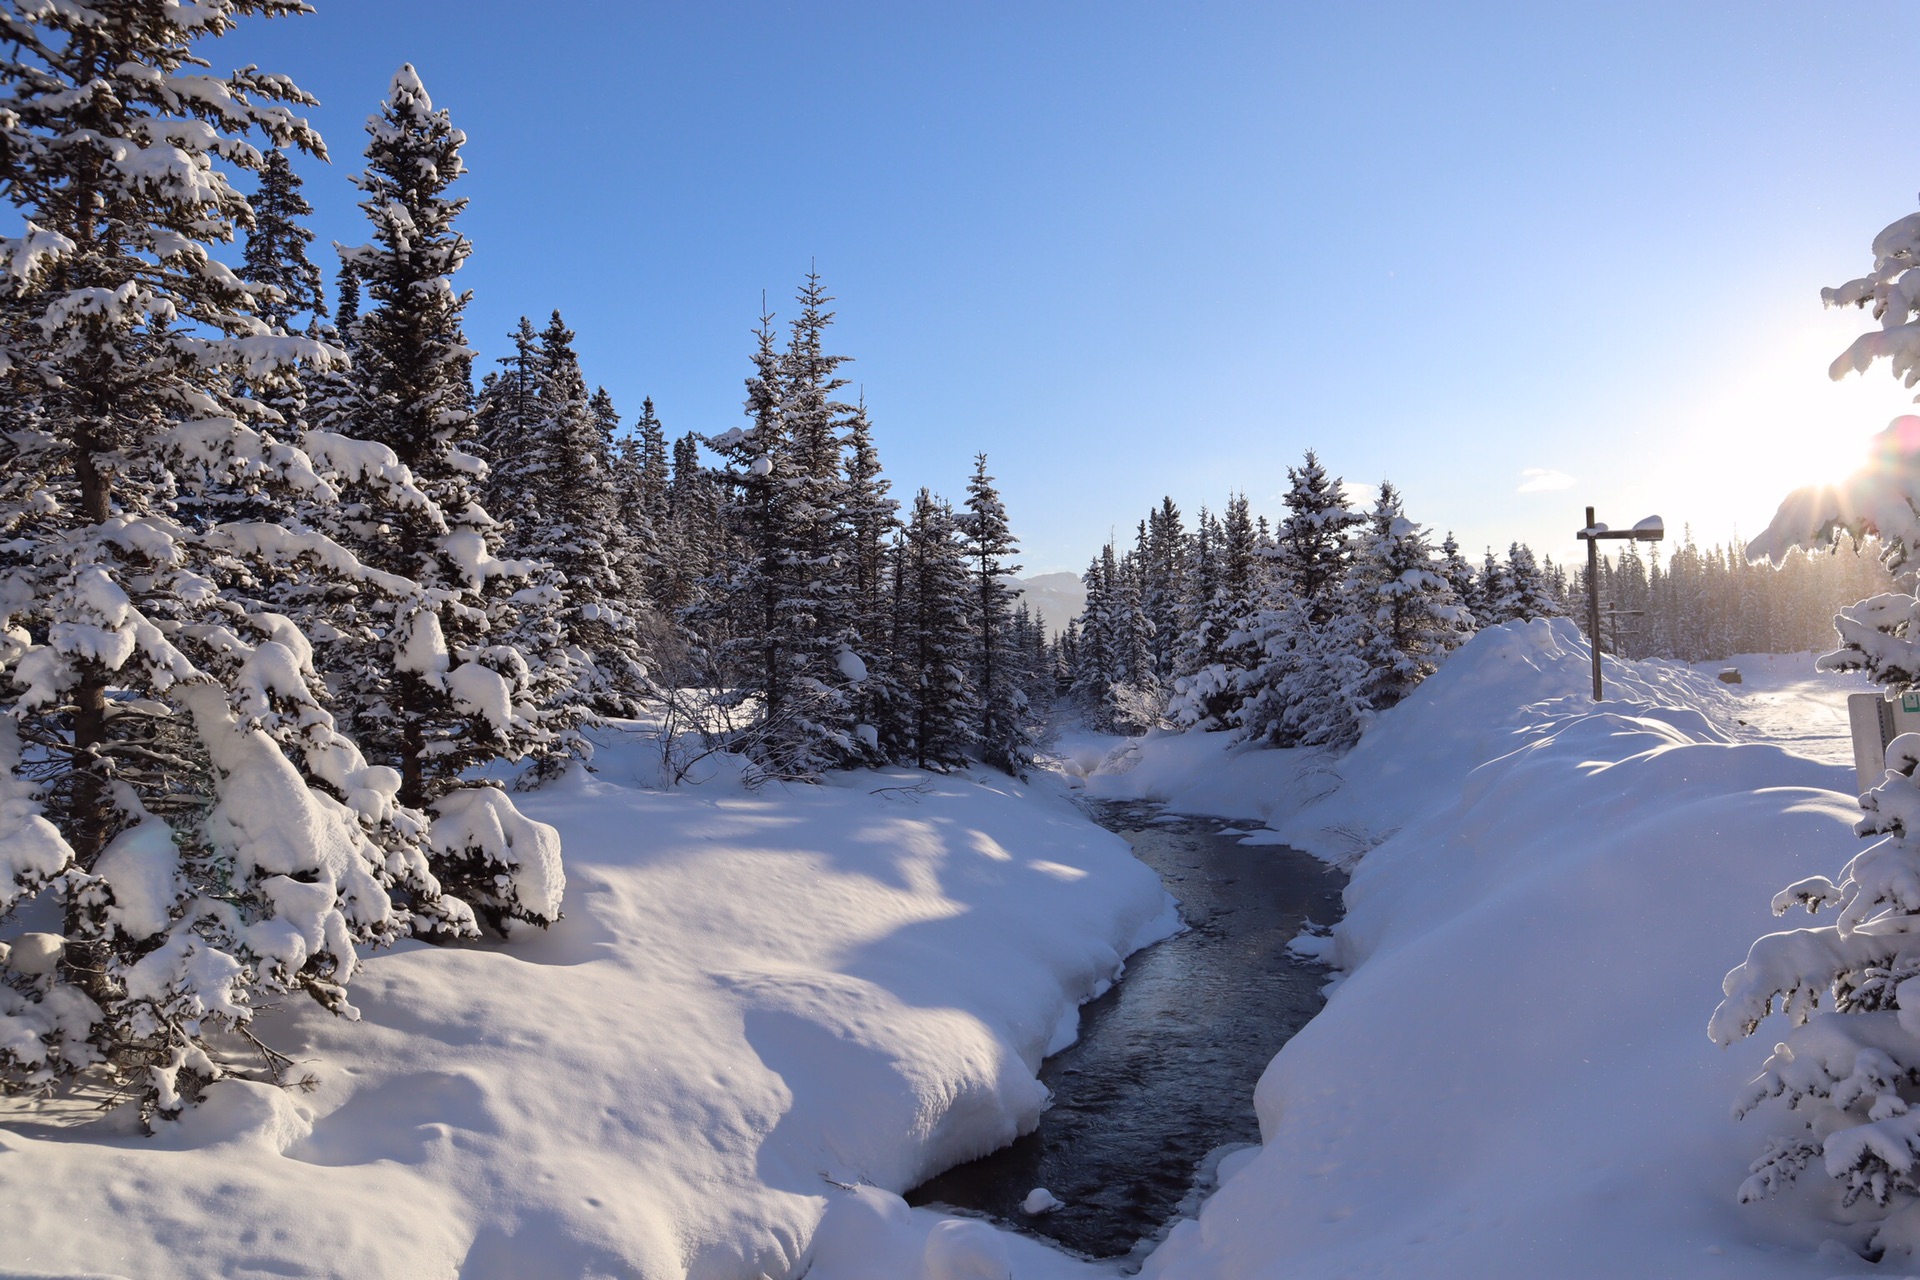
[1008,572,1087,637]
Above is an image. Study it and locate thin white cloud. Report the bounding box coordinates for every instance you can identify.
[1517,468,1575,494]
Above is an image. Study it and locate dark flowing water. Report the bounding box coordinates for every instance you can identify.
[906,800,1346,1261]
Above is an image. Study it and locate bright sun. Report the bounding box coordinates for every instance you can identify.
[1663,313,1920,544]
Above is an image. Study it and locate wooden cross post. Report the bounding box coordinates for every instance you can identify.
[1575,506,1665,702]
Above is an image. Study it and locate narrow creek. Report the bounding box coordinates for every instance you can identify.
[906,799,1347,1261]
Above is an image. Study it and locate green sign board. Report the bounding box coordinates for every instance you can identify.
[1902,693,1920,713]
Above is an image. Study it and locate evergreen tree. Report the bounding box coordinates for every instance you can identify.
[960,454,1029,775]
[1473,547,1507,622]
[841,397,904,762]
[242,148,326,331]
[597,387,658,619]
[1494,542,1559,622]
[1347,483,1467,711]
[1437,531,1478,630]
[664,430,723,630]
[0,6,487,1121]
[1143,497,1186,681]
[897,490,977,769]
[1274,450,1362,625]
[329,67,566,927]
[483,311,648,720]
[701,296,854,777]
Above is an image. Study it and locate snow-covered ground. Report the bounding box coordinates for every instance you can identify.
[0,623,1893,1278]
[0,741,1173,1279]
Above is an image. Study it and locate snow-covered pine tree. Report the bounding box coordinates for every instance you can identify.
[1178,505,1220,668]
[841,396,903,763]
[1069,549,1117,728]
[475,316,539,468]
[486,312,648,720]
[1273,450,1363,625]
[238,147,325,429]
[897,489,978,769]
[959,454,1029,775]
[777,272,862,762]
[303,263,361,438]
[0,2,491,1121]
[595,388,654,620]
[1710,190,1920,1258]
[1437,531,1479,632]
[701,301,852,777]
[328,67,566,928]
[610,392,668,615]
[1493,542,1559,622]
[242,148,326,331]
[1266,600,1372,749]
[1233,458,1362,746]
[1472,547,1506,622]
[664,430,725,637]
[1143,497,1186,682]
[1053,617,1081,701]
[1169,495,1258,730]
[1347,482,1466,711]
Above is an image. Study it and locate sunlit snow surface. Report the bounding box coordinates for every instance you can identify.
[0,622,1890,1279]
[0,741,1172,1280]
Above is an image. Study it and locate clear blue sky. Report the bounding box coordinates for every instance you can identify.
[223,1,1920,574]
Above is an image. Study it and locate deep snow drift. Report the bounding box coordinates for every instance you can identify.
[0,743,1173,1279]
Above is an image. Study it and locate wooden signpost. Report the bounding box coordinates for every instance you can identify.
[1575,505,1665,702]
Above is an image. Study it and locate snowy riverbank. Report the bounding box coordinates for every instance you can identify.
[0,740,1173,1280]
[1062,620,1887,1278]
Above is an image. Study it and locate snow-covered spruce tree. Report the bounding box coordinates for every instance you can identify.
[896,489,977,769]
[1437,531,1479,632]
[1142,497,1186,682]
[1710,190,1920,1258]
[959,454,1030,776]
[1265,600,1373,749]
[1068,549,1115,728]
[0,1,483,1122]
[242,148,325,331]
[481,312,648,720]
[1491,542,1560,622]
[238,147,326,436]
[1471,547,1506,623]
[701,301,854,778]
[328,67,565,929]
[1169,495,1258,730]
[776,272,864,761]
[840,396,904,763]
[1234,456,1362,746]
[664,429,726,646]
[1347,482,1466,711]
[610,392,669,612]
[1273,450,1363,625]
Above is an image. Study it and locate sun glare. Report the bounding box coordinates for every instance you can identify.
[1660,314,1920,543]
